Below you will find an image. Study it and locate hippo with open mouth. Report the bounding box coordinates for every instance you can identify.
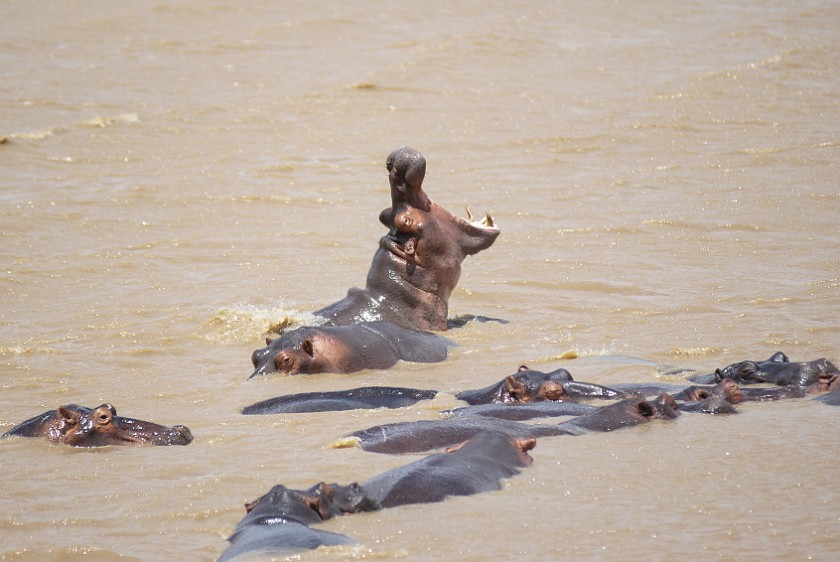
[314,146,500,332]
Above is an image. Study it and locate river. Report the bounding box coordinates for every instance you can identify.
[1,1,839,560]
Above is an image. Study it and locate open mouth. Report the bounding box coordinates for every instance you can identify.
[464,206,498,230]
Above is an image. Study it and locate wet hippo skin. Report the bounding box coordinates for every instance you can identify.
[241,365,621,415]
[217,482,375,561]
[360,431,535,509]
[314,146,500,332]
[242,386,439,414]
[688,352,838,387]
[455,365,623,405]
[3,403,193,446]
[249,321,455,377]
[217,432,533,559]
[345,395,678,454]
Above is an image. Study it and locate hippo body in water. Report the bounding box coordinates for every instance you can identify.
[241,364,618,414]
[444,401,598,421]
[455,365,624,405]
[249,321,454,377]
[314,146,500,332]
[218,433,533,559]
[344,396,678,454]
[688,352,838,387]
[360,431,535,509]
[3,404,193,446]
[247,147,497,377]
[243,386,438,415]
[218,482,377,561]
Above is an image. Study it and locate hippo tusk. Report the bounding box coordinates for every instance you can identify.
[465,206,496,228]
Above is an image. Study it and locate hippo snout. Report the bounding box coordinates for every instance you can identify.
[162,425,193,446]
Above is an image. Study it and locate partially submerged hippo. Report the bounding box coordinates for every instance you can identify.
[444,401,598,421]
[249,321,454,377]
[342,395,678,454]
[361,431,535,508]
[315,146,500,332]
[242,386,438,415]
[218,482,376,561]
[3,403,193,446]
[672,378,805,403]
[455,365,623,405]
[241,365,620,414]
[219,432,533,559]
[688,352,838,387]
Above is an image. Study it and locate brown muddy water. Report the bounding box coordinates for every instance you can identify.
[2,1,839,560]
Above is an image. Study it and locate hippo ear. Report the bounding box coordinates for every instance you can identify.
[517,365,529,372]
[265,337,273,346]
[244,497,261,514]
[299,489,331,520]
[505,376,528,402]
[301,339,315,358]
[58,406,81,424]
[769,351,789,363]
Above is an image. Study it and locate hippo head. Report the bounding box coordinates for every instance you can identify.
[58,404,193,447]
[713,351,789,383]
[364,146,500,331]
[271,340,316,376]
[502,374,566,403]
[241,481,379,528]
[241,483,331,527]
[678,378,746,404]
[500,366,574,403]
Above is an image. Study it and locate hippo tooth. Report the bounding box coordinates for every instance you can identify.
[465,206,495,228]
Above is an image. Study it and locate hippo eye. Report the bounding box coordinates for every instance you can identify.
[402,215,413,227]
[274,354,293,370]
[98,413,110,423]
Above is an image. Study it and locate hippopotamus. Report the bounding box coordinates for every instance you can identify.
[672,378,805,403]
[676,395,738,414]
[360,431,535,509]
[342,395,678,454]
[241,365,619,414]
[455,365,624,405]
[218,482,377,561]
[218,433,533,559]
[688,352,838,387]
[242,386,438,415]
[444,401,598,421]
[249,321,455,377]
[314,146,500,332]
[3,404,193,446]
